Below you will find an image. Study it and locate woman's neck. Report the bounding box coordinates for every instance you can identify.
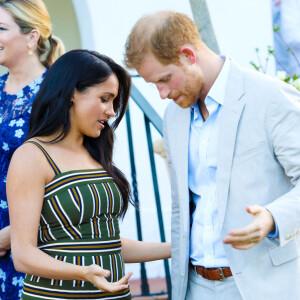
[4,55,46,94]
[38,130,85,152]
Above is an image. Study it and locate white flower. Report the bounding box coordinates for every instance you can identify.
[15,98,24,105]
[276,71,300,90]
[15,129,24,138]
[33,86,40,94]
[12,277,18,286]
[28,107,32,114]
[12,276,24,287]
[0,117,2,124]
[36,77,43,84]
[2,142,9,151]
[9,120,16,127]
[16,89,24,98]
[15,118,25,127]
[1,282,5,292]
[28,81,36,89]
[0,269,6,281]
[0,200,8,210]
[276,71,287,80]
[293,78,300,91]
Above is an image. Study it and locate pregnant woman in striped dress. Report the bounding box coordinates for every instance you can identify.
[6,50,171,300]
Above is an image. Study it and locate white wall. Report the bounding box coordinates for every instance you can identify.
[207,0,275,74]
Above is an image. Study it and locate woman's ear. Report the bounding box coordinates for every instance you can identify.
[27,29,40,50]
[71,89,79,106]
[179,46,196,65]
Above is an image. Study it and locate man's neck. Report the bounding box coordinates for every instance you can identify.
[198,49,225,102]
[196,50,225,120]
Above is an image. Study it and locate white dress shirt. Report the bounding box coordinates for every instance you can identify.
[188,58,230,267]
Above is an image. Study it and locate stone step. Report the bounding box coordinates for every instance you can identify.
[130,278,169,299]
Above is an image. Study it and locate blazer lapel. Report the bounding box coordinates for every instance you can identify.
[174,107,191,236]
[217,61,246,229]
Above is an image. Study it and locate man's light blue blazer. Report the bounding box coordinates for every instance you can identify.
[163,61,300,300]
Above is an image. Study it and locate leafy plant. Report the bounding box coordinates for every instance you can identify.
[250,26,300,91]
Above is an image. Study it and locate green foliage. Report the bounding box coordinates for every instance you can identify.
[250,61,260,71]
[250,25,300,91]
[268,46,274,54]
[293,74,300,80]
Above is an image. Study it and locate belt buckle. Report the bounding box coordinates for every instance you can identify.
[193,265,198,274]
[219,268,225,281]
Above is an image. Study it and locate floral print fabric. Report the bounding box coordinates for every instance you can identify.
[0,71,46,299]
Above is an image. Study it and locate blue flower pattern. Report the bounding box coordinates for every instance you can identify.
[0,71,47,299]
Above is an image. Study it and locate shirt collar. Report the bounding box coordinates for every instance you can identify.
[207,56,230,106]
[191,57,230,121]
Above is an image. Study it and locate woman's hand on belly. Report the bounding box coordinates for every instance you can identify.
[84,264,132,292]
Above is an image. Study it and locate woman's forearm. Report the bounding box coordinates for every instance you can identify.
[121,237,171,263]
[12,244,88,281]
[12,243,131,293]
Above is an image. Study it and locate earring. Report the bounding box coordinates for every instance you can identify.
[28,46,33,56]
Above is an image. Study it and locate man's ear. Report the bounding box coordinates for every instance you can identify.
[27,29,40,50]
[179,46,196,65]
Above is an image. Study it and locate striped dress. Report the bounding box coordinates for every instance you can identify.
[22,142,131,300]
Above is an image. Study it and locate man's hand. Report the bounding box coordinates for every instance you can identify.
[222,205,275,250]
[0,226,11,257]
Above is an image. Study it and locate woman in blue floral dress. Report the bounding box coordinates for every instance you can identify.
[0,1,64,298]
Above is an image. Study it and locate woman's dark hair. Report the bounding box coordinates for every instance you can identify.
[27,49,133,216]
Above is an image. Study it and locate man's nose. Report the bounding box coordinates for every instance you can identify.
[156,84,170,99]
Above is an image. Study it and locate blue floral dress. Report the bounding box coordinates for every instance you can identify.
[0,71,47,300]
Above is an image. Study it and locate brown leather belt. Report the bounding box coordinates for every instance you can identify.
[193,265,232,281]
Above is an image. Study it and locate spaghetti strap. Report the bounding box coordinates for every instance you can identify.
[26,141,61,175]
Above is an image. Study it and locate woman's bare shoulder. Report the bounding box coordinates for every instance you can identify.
[9,139,51,180]
[12,139,44,162]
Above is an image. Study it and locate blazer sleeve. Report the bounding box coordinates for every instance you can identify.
[265,83,300,246]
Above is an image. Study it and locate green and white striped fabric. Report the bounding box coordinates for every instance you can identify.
[22,142,131,300]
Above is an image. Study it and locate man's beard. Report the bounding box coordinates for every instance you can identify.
[173,69,203,109]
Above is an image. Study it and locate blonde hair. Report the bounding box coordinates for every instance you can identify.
[124,11,203,69]
[0,0,65,68]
